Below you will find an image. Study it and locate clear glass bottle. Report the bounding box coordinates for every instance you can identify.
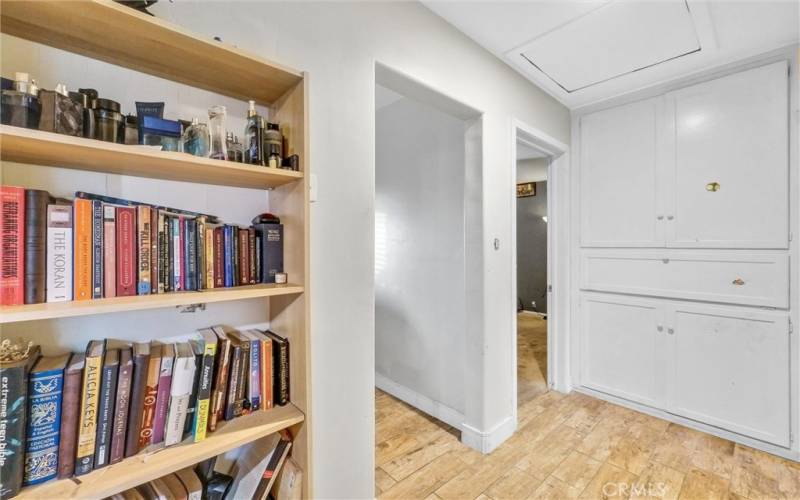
[244,100,264,165]
[1,72,41,129]
[226,132,244,162]
[208,105,227,160]
[181,117,210,157]
[264,122,283,168]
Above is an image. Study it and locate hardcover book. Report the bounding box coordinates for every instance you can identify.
[183,341,204,438]
[46,204,73,302]
[254,223,283,284]
[232,226,240,286]
[94,348,119,469]
[91,199,103,299]
[126,342,151,457]
[172,216,182,291]
[192,330,217,442]
[238,228,249,286]
[22,353,68,486]
[157,211,168,293]
[150,207,159,295]
[161,472,189,500]
[164,343,196,447]
[110,347,133,464]
[179,216,186,291]
[223,226,234,288]
[75,192,220,224]
[209,327,231,431]
[248,228,257,284]
[213,227,224,288]
[205,227,215,289]
[225,331,249,420]
[228,433,281,500]
[185,218,197,291]
[57,352,85,479]
[116,207,137,297]
[73,198,93,301]
[0,344,41,498]
[253,437,292,500]
[24,189,54,304]
[251,331,273,410]
[138,342,162,451]
[151,343,175,446]
[264,331,290,406]
[0,186,25,306]
[175,467,203,500]
[137,205,151,295]
[197,217,206,290]
[103,204,117,298]
[242,331,261,411]
[75,340,104,476]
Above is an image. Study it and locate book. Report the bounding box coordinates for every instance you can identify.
[22,353,68,486]
[161,472,188,500]
[0,343,41,498]
[1,186,25,306]
[223,226,234,287]
[192,329,217,441]
[116,207,137,297]
[227,433,281,500]
[150,476,175,500]
[264,331,290,406]
[24,189,54,304]
[179,216,186,291]
[251,331,273,410]
[122,487,146,500]
[273,457,302,500]
[94,348,119,469]
[184,218,197,291]
[110,347,133,464]
[157,211,168,293]
[75,339,104,476]
[46,204,73,302]
[137,205,151,295]
[91,199,103,299]
[151,343,175,446]
[248,228,257,284]
[232,226,240,286]
[254,223,283,283]
[57,352,84,479]
[242,330,261,411]
[183,341,203,438]
[126,342,150,457]
[172,216,181,291]
[73,197,93,301]
[253,437,292,500]
[204,226,214,290]
[164,343,196,447]
[74,192,220,224]
[167,215,175,293]
[213,227,224,288]
[238,227,249,286]
[196,217,205,290]
[224,332,243,421]
[150,207,159,295]
[138,342,162,450]
[255,231,261,285]
[174,467,203,500]
[103,204,117,298]
[209,327,231,432]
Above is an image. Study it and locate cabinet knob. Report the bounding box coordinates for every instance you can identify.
[732,278,745,286]
[657,325,664,332]
[657,215,664,220]
[667,215,674,220]
[662,258,669,264]
[706,182,721,192]
[667,328,675,335]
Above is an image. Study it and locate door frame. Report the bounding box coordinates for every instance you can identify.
[510,118,570,424]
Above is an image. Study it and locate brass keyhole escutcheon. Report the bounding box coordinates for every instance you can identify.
[732,278,745,286]
[706,182,721,192]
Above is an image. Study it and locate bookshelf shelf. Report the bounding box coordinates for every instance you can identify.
[0,283,304,324]
[0,126,304,189]
[16,404,305,500]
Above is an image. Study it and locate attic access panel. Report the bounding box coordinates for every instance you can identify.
[518,0,701,93]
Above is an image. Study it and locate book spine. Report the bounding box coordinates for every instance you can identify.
[150,207,159,294]
[125,350,149,458]
[249,338,261,411]
[151,355,174,445]
[172,217,182,291]
[193,342,216,442]
[185,219,197,291]
[213,227,224,288]
[0,363,27,497]
[0,186,25,306]
[137,356,161,451]
[248,228,256,284]
[165,355,195,447]
[93,358,118,469]
[23,368,63,486]
[205,227,215,289]
[264,339,273,409]
[115,207,137,297]
[91,200,103,299]
[24,189,52,304]
[73,198,93,301]
[238,228,249,286]
[183,349,202,438]
[75,353,102,476]
[209,338,229,432]
[110,351,132,464]
[103,205,116,298]
[167,215,175,292]
[179,217,186,291]
[257,224,284,284]
[233,226,240,286]
[255,232,262,284]
[57,360,82,479]
[275,340,289,406]
[223,226,234,288]
[235,341,249,416]
[158,212,167,293]
[224,344,241,421]
[197,218,205,290]
[46,205,73,302]
[137,206,151,295]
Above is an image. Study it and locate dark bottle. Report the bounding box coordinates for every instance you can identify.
[263,122,283,168]
[0,72,41,129]
[39,83,83,136]
[73,88,98,139]
[93,97,124,143]
[244,100,264,165]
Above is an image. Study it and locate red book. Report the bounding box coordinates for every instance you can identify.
[73,198,93,301]
[1,186,25,305]
[116,207,137,296]
[238,228,249,286]
[213,227,224,288]
[103,205,116,298]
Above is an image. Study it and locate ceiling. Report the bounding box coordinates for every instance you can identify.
[422,0,799,109]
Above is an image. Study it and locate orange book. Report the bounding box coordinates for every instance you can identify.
[73,198,93,301]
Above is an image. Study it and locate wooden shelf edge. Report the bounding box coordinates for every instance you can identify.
[0,126,303,189]
[0,284,304,324]
[16,404,305,499]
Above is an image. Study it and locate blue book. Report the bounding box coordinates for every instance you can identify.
[23,354,70,486]
[245,331,261,411]
[223,226,234,287]
[91,200,103,298]
[184,219,197,291]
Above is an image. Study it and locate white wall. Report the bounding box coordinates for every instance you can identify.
[375,92,467,420]
[4,2,571,497]
[517,158,549,183]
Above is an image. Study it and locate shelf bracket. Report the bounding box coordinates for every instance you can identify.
[178,303,206,313]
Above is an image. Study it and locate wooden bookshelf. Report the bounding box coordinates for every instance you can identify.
[0,126,303,189]
[0,283,304,324]
[16,404,305,499]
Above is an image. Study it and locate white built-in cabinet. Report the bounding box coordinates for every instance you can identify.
[578,60,792,450]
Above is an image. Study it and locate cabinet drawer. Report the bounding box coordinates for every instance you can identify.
[581,251,788,308]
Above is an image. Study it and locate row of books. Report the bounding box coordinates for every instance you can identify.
[0,187,285,306]
[0,326,290,499]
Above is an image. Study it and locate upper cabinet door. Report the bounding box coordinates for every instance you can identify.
[580,98,665,247]
[666,62,789,249]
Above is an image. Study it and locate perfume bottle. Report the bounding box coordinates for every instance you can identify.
[73,88,98,139]
[182,117,210,157]
[1,72,41,129]
[38,83,83,136]
[263,122,283,168]
[244,100,264,165]
[208,105,228,160]
[92,97,124,143]
[226,132,244,162]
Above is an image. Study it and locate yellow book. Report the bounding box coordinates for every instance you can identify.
[193,329,218,441]
[205,227,215,289]
[75,340,104,475]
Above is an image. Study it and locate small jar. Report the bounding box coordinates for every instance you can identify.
[181,117,210,157]
[0,72,41,129]
[93,97,123,143]
[208,105,228,160]
[263,122,283,167]
[123,114,138,144]
[72,89,98,139]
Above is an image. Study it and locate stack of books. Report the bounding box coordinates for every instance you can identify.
[0,327,290,497]
[0,187,285,306]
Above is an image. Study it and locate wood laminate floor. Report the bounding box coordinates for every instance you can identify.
[375,315,800,499]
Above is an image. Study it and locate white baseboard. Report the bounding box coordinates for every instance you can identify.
[375,372,465,431]
[461,416,517,454]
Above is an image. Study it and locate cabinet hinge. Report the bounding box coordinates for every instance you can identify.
[790,319,793,335]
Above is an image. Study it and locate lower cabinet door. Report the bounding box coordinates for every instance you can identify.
[667,303,790,447]
[581,293,665,408]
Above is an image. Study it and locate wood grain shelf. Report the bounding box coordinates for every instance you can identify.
[0,126,304,189]
[16,404,305,499]
[0,283,304,324]
[0,0,302,106]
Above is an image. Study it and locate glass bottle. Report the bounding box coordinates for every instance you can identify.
[244,100,264,165]
[208,105,227,160]
[264,122,283,168]
[1,72,41,129]
[181,117,210,157]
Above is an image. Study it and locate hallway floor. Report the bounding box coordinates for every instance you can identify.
[375,314,800,499]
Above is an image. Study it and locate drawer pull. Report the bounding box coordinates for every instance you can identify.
[732,278,745,286]
[706,182,721,192]
[662,258,669,264]
[657,215,664,220]
[657,325,664,332]
[667,328,674,335]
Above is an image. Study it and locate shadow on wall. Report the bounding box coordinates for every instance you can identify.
[517,181,547,314]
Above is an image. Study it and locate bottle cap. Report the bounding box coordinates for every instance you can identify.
[55,83,69,96]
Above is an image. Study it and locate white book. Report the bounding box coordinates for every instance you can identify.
[164,342,196,446]
[46,205,72,302]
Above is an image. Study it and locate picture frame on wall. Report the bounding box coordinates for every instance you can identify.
[516,182,536,198]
